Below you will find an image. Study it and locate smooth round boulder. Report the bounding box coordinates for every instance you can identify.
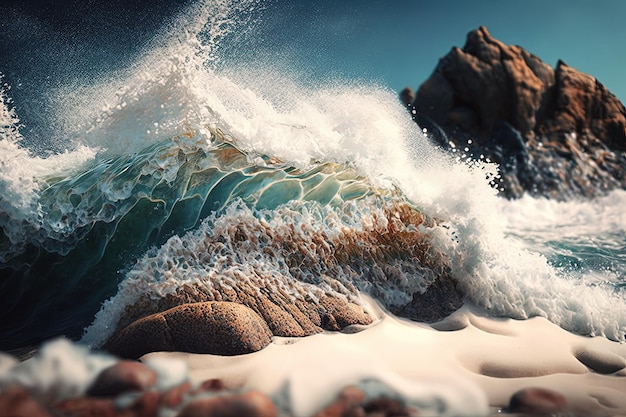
[104,301,273,359]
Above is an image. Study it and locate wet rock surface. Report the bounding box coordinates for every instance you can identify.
[103,201,463,358]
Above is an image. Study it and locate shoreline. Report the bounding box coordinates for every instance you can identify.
[2,301,626,416]
[144,302,626,416]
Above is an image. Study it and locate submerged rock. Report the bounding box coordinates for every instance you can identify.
[405,26,626,199]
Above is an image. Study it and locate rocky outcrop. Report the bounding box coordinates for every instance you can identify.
[100,200,463,358]
[404,26,626,199]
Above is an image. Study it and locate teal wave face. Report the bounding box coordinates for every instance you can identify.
[0,130,375,349]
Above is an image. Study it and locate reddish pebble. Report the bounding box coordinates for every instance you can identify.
[56,397,117,417]
[196,378,225,393]
[313,386,366,417]
[0,387,52,417]
[508,387,567,415]
[177,390,276,417]
[87,361,158,397]
[122,390,161,417]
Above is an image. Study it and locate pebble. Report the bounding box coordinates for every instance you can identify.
[87,360,158,397]
[507,387,567,415]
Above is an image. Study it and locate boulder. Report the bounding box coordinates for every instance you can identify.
[104,301,273,359]
[116,282,374,343]
[102,201,463,353]
[407,26,626,199]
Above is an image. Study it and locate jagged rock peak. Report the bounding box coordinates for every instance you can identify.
[413,25,625,150]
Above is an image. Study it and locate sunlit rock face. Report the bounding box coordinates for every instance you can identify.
[407,26,626,200]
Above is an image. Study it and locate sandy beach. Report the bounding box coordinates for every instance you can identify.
[142,299,626,416]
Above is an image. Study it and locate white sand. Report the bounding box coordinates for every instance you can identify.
[145,301,626,417]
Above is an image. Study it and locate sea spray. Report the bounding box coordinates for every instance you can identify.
[53,0,265,158]
[0,82,96,261]
[2,0,626,352]
[61,0,626,345]
[2,1,626,416]
[0,81,40,234]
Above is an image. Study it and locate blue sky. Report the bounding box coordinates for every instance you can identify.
[255,0,626,102]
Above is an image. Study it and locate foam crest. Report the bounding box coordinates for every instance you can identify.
[53,0,263,157]
[424,199,626,341]
[82,196,447,347]
[0,84,96,259]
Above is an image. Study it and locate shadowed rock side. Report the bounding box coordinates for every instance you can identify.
[402,26,626,199]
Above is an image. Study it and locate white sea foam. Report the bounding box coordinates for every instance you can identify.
[0,338,116,402]
[0,84,96,259]
[4,1,626,415]
[194,66,626,339]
